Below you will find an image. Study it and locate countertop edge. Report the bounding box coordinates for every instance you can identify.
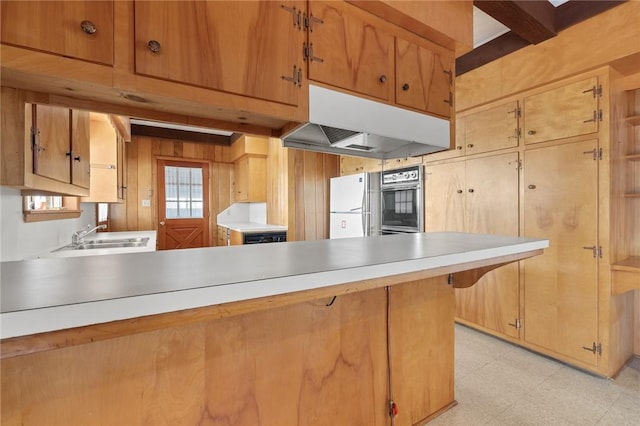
[0,238,547,339]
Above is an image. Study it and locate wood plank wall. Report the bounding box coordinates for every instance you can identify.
[266,137,288,227]
[287,149,340,241]
[109,136,233,246]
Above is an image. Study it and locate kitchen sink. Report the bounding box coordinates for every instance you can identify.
[54,237,150,251]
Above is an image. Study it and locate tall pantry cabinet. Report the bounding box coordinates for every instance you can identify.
[425,67,635,377]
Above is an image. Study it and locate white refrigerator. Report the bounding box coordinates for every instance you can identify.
[329,172,381,239]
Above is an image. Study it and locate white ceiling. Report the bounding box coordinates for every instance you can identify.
[473,0,570,48]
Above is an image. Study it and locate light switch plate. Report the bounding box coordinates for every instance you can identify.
[141,199,151,207]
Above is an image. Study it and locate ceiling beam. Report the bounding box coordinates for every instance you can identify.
[456,32,530,76]
[474,0,557,45]
[457,1,627,76]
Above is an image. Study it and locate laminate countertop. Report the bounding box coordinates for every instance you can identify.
[0,232,548,339]
[217,222,288,233]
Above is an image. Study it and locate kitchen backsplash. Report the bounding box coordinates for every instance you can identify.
[0,187,96,261]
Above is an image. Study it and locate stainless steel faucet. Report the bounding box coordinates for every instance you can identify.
[72,224,107,245]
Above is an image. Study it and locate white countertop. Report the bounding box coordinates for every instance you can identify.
[37,231,157,258]
[217,222,288,233]
[0,232,548,339]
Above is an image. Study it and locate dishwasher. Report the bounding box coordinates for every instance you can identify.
[242,231,287,244]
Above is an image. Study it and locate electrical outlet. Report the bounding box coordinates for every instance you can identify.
[141,199,151,207]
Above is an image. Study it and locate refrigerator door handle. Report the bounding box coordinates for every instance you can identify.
[350,206,363,211]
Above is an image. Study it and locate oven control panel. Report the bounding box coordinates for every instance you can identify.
[382,166,422,185]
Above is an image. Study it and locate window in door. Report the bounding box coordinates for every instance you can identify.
[164,165,204,219]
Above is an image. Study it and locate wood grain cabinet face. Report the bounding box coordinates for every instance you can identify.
[425,153,520,338]
[307,1,394,102]
[463,101,520,155]
[523,77,600,144]
[33,105,91,190]
[81,114,123,203]
[234,156,266,203]
[523,139,599,366]
[134,1,305,106]
[395,38,453,118]
[1,0,114,65]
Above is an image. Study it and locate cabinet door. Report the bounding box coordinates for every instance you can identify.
[339,156,381,175]
[463,101,520,155]
[1,1,114,65]
[422,117,465,162]
[33,105,71,184]
[308,1,394,101]
[117,134,127,201]
[460,153,520,337]
[395,38,452,118]
[523,77,599,144]
[234,157,249,202]
[424,161,465,232]
[523,140,599,365]
[71,110,90,189]
[134,1,304,106]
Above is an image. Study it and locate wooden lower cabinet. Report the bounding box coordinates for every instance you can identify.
[425,152,520,338]
[1,278,455,426]
[523,139,599,366]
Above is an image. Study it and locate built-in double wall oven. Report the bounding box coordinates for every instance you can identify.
[380,165,424,234]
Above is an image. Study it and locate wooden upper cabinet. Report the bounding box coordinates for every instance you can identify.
[33,105,71,184]
[234,156,266,203]
[71,110,91,189]
[307,1,394,101]
[523,77,600,144]
[395,38,453,118]
[32,105,91,190]
[463,100,520,155]
[134,1,305,106]
[1,1,114,65]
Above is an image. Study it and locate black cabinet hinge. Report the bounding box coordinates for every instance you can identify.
[582,342,602,355]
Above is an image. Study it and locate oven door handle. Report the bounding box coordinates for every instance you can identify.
[381,183,421,191]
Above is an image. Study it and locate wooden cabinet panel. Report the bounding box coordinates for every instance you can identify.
[229,229,243,246]
[424,161,465,232]
[1,1,114,66]
[460,153,520,338]
[134,1,304,106]
[234,156,266,203]
[395,38,452,118]
[82,114,118,202]
[523,140,599,365]
[523,78,599,144]
[425,153,520,337]
[464,101,520,155]
[339,156,382,175]
[71,110,90,189]
[33,105,71,184]
[308,1,394,101]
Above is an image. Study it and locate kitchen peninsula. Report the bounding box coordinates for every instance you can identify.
[1,232,547,425]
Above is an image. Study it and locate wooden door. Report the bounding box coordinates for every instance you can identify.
[307,1,394,101]
[424,161,465,232]
[464,101,520,155]
[395,38,452,118]
[459,153,520,337]
[134,1,304,106]
[70,110,90,189]
[1,1,114,65]
[33,104,71,184]
[158,159,210,250]
[523,140,599,365]
[523,77,599,144]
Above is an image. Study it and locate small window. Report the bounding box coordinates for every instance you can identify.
[164,165,204,219]
[22,194,81,222]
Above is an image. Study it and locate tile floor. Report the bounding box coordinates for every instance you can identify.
[428,325,640,425]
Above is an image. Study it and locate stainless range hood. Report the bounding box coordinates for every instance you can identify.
[281,84,451,159]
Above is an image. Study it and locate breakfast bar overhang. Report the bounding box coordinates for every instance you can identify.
[0,232,548,426]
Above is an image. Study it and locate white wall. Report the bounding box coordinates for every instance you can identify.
[0,187,96,261]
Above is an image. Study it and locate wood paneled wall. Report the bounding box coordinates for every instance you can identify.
[456,1,640,111]
[287,149,340,241]
[109,136,233,246]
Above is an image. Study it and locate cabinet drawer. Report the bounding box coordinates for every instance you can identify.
[1,1,114,66]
